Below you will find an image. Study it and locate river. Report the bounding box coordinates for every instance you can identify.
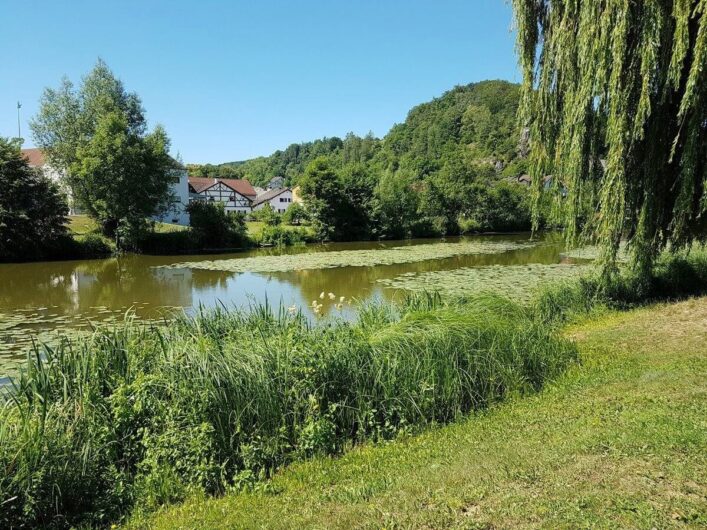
[0,233,567,373]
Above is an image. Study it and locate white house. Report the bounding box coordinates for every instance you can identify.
[266,176,285,190]
[152,163,190,226]
[21,148,80,214]
[188,177,257,214]
[252,187,294,213]
[22,148,191,224]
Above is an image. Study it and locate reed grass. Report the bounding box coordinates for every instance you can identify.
[0,293,575,529]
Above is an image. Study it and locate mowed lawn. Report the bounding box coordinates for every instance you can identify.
[131,298,707,529]
[66,215,187,236]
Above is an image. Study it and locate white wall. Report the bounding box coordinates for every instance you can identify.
[153,168,190,226]
[253,189,294,213]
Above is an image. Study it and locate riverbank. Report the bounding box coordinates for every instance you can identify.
[131,295,707,529]
[1,250,705,528]
[0,292,577,529]
[2,213,533,264]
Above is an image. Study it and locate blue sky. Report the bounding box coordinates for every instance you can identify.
[0,0,518,163]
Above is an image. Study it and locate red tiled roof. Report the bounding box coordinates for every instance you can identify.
[21,148,46,167]
[219,178,256,198]
[188,177,256,198]
[188,177,218,193]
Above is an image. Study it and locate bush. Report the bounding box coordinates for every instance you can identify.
[535,248,707,324]
[281,202,309,225]
[0,138,70,261]
[459,182,531,233]
[0,295,576,528]
[250,204,281,226]
[258,225,309,246]
[73,233,114,257]
[187,201,248,248]
[137,230,199,254]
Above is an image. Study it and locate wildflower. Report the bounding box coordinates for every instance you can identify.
[288,304,297,315]
[336,303,343,311]
[319,292,325,299]
[328,292,336,300]
[339,296,345,303]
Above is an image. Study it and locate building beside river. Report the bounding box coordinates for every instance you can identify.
[21,148,80,214]
[22,148,191,225]
[188,176,297,215]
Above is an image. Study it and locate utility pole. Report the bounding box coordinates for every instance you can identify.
[17,101,22,145]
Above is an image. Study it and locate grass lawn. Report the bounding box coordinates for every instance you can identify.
[67,214,187,236]
[246,220,265,237]
[130,297,707,529]
[66,214,99,235]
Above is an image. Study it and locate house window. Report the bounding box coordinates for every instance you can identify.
[230,195,235,202]
[209,197,215,201]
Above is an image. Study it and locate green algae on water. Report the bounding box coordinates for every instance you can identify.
[156,240,538,274]
[378,263,593,302]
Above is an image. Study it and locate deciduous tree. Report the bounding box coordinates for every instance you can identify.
[31,59,175,240]
[0,138,69,260]
[513,0,707,278]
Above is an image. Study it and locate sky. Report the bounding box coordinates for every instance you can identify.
[0,0,519,163]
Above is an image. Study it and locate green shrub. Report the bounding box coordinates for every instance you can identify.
[0,295,576,528]
[535,248,707,324]
[281,202,309,225]
[187,201,248,248]
[459,182,531,233]
[137,230,199,254]
[250,204,281,226]
[0,137,70,261]
[74,232,114,257]
[258,225,308,246]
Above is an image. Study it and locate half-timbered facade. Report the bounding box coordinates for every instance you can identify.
[188,177,257,214]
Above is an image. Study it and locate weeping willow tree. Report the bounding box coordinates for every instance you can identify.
[513,0,707,280]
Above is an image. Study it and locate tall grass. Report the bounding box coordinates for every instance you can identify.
[536,248,707,324]
[0,294,576,529]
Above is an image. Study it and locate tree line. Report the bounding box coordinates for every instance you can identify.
[191,80,534,240]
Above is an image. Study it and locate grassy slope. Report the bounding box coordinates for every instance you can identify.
[133,297,707,529]
[67,215,187,236]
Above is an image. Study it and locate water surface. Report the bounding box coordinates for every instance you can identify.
[0,233,566,368]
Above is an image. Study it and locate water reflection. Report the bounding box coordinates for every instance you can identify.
[0,233,565,364]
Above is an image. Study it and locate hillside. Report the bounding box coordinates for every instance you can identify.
[188,80,524,187]
[188,81,530,240]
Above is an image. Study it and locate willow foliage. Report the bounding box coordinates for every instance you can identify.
[513,0,707,278]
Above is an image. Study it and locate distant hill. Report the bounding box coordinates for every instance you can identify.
[187,80,524,187]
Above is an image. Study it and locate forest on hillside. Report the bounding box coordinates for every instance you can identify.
[189,80,533,239]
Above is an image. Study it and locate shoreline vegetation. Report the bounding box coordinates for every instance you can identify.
[0,250,705,529]
[131,295,707,530]
[0,214,536,265]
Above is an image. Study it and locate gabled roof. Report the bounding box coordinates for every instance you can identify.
[188,177,218,193]
[188,177,256,198]
[21,148,46,167]
[252,187,291,207]
[220,178,256,198]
